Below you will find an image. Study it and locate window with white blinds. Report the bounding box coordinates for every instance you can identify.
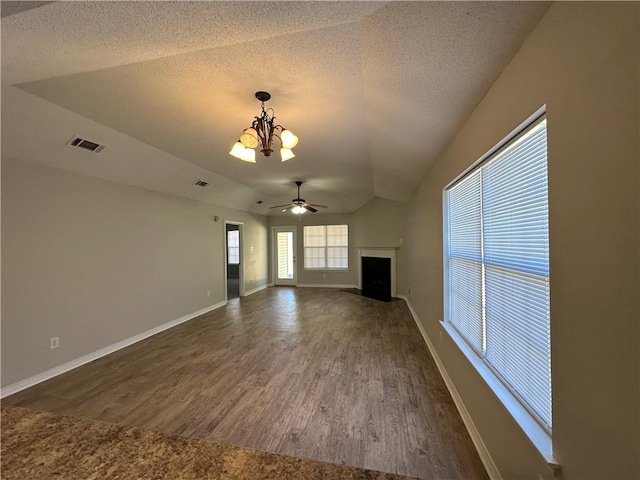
[227,230,240,265]
[444,116,551,430]
[304,225,349,269]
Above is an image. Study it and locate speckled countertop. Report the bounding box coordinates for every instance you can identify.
[1,405,417,480]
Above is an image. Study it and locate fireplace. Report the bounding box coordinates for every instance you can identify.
[361,257,391,301]
[357,247,398,301]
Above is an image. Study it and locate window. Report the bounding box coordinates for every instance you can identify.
[304,225,349,269]
[443,116,551,431]
[227,230,239,264]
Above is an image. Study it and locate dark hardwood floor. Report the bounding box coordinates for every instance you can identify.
[4,287,487,479]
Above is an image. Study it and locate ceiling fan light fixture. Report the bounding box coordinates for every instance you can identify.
[292,205,306,214]
[230,92,298,163]
[268,181,328,215]
[280,148,295,162]
[280,129,298,149]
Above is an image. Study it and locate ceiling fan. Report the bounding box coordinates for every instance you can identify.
[269,181,328,214]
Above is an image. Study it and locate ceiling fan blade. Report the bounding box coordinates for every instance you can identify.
[303,204,318,213]
[307,203,328,208]
[281,205,293,212]
[269,203,292,209]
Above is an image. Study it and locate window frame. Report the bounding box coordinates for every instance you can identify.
[441,107,555,464]
[303,224,349,271]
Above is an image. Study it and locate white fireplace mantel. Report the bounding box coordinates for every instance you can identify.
[357,247,398,297]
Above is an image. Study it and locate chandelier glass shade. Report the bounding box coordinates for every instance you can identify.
[230,91,298,163]
[229,141,256,163]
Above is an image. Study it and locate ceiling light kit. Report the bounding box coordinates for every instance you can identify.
[229,91,298,163]
[269,181,327,215]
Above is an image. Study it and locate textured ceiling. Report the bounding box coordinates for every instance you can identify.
[1,1,550,214]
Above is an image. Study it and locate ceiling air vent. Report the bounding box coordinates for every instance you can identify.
[194,180,209,187]
[67,136,105,153]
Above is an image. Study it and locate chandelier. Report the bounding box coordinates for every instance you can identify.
[229,91,298,163]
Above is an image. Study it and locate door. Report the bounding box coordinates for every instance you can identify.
[225,221,244,300]
[273,227,296,286]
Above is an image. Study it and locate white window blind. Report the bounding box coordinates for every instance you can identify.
[444,117,551,430]
[447,169,484,353]
[227,230,239,264]
[304,225,348,269]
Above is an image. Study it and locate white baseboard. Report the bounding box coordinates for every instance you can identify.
[242,284,269,297]
[398,295,502,480]
[296,284,357,289]
[0,300,227,399]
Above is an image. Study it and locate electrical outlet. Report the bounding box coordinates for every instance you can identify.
[439,331,443,344]
[50,337,59,349]
[323,273,326,279]
[399,238,403,245]
[207,290,211,298]
[407,287,412,294]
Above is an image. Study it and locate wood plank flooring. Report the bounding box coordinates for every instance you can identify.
[4,287,487,479]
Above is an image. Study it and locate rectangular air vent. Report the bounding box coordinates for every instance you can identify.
[67,136,105,153]
[194,180,209,187]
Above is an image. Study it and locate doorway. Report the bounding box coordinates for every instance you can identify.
[225,222,243,300]
[272,226,297,286]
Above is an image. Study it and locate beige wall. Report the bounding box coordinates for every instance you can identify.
[267,197,407,289]
[1,158,269,387]
[405,2,639,479]
[352,197,408,295]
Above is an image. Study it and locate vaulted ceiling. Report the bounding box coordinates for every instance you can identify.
[1,1,549,214]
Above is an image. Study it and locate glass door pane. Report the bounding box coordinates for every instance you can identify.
[277,232,294,280]
[274,227,296,286]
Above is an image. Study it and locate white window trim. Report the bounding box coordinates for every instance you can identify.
[303,225,349,270]
[444,106,547,188]
[441,106,558,467]
[441,321,557,467]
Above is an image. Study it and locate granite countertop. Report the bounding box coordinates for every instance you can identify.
[1,405,417,480]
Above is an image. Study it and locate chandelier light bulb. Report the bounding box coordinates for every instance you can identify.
[280,130,298,149]
[229,141,246,159]
[241,147,256,163]
[280,148,295,162]
[240,128,259,148]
